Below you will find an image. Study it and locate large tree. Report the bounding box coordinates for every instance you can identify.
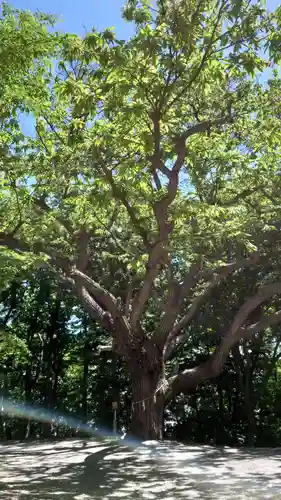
[1,0,281,439]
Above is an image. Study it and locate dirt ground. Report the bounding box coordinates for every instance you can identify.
[0,438,281,499]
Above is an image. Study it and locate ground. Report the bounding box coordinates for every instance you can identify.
[0,438,281,499]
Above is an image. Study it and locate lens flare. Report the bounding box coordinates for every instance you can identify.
[1,397,140,449]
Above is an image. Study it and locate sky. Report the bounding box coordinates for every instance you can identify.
[10,0,135,38]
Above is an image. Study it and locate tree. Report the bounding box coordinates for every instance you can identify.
[0,271,130,440]
[1,0,281,440]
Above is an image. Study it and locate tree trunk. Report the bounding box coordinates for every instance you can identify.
[130,369,164,441]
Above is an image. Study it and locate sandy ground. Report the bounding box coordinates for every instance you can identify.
[0,438,281,499]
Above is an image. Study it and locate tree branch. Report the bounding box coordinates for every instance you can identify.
[167,0,228,110]
[33,197,73,234]
[128,132,187,330]
[0,230,74,276]
[43,115,65,145]
[167,283,281,399]
[125,280,133,317]
[181,117,229,141]
[0,231,130,353]
[198,251,262,281]
[70,268,127,326]
[241,309,281,340]
[132,84,232,331]
[70,278,112,328]
[75,228,90,272]
[0,232,31,253]
[130,133,186,328]
[101,166,149,246]
[218,187,260,207]
[164,274,221,360]
[150,110,169,182]
[154,252,262,356]
[152,261,201,348]
[62,272,132,356]
[130,241,165,329]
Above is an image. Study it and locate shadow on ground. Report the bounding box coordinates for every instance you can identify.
[0,438,281,499]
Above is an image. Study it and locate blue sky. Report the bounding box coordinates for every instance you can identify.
[10,0,135,38]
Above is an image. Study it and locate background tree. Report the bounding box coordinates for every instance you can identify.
[0,270,131,439]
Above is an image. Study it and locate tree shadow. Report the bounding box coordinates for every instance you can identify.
[0,439,281,499]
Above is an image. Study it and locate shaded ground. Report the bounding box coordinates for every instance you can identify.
[0,438,281,499]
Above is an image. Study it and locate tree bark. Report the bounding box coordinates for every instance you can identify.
[130,367,165,441]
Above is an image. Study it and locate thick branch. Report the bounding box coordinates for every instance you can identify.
[70,268,127,326]
[0,230,131,343]
[133,142,185,324]
[150,111,170,181]
[0,232,31,253]
[153,261,201,348]
[164,274,221,360]
[0,230,130,354]
[181,117,228,141]
[130,241,165,329]
[128,120,190,329]
[242,309,281,339]
[63,274,131,356]
[75,228,90,272]
[125,280,133,317]
[199,252,262,281]
[171,253,262,339]
[130,135,184,328]
[155,252,262,356]
[72,279,112,328]
[168,282,281,399]
[135,105,235,330]
[137,101,231,332]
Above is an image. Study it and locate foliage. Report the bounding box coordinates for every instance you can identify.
[1,0,278,274]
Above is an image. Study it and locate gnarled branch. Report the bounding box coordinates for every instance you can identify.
[167,282,281,400]
[164,274,221,360]
[70,268,129,329]
[181,116,228,140]
[130,241,165,329]
[154,252,262,356]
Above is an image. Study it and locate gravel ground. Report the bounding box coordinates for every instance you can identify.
[0,439,281,499]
